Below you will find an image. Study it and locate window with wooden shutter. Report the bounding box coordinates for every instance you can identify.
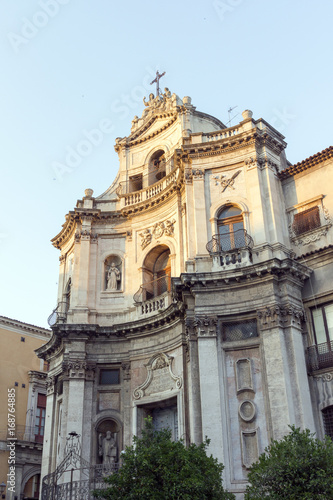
[292,206,320,235]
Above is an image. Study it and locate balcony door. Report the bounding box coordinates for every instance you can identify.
[218,205,245,251]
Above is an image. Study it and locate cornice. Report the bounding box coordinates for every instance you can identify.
[36,302,184,357]
[115,113,178,151]
[0,315,51,338]
[279,146,333,180]
[51,213,77,249]
[51,209,126,249]
[173,257,311,296]
[183,128,284,160]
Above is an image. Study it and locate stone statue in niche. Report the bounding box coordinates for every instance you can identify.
[98,431,117,465]
[106,262,121,291]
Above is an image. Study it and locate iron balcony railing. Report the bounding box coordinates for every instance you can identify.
[0,425,43,443]
[206,229,254,255]
[307,340,333,372]
[134,275,171,303]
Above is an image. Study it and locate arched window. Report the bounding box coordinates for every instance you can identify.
[217,205,245,251]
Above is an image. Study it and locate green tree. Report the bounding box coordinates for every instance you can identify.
[94,417,235,500]
[245,425,333,500]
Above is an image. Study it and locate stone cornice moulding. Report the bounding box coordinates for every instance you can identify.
[0,316,51,338]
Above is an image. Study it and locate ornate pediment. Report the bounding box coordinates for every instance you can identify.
[133,352,182,400]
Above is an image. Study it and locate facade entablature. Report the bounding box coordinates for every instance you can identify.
[175,257,311,294]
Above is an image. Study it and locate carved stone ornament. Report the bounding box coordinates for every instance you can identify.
[152,222,165,239]
[212,170,241,192]
[257,304,304,329]
[313,372,333,382]
[62,359,96,380]
[194,315,218,336]
[74,229,98,243]
[139,229,152,250]
[141,88,174,119]
[192,169,204,180]
[133,352,182,400]
[46,375,56,395]
[184,168,193,184]
[140,220,176,249]
[239,400,256,422]
[121,361,131,381]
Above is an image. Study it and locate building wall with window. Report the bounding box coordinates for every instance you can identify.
[37,90,333,499]
[0,316,50,499]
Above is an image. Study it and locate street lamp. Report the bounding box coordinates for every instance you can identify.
[0,482,6,499]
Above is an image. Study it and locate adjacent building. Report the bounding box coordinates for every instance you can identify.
[37,88,333,499]
[0,316,50,500]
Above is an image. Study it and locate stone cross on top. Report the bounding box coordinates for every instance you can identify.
[150,70,166,97]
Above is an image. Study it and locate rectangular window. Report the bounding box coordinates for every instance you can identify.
[129,174,143,192]
[35,393,46,443]
[99,369,120,385]
[322,406,333,439]
[222,319,258,342]
[311,304,333,345]
[309,304,333,370]
[293,206,320,235]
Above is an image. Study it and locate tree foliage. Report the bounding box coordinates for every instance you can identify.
[94,417,235,500]
[245,425,333,500]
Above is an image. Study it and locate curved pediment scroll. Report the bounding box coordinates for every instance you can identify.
[133,352,182,400]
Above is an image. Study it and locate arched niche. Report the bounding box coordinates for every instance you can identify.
[142,245,171,300]
[104,255,122,292]
[148,149,166,185]
[96,418,122,465]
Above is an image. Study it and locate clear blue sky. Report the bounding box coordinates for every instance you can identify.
[1,0,332,328]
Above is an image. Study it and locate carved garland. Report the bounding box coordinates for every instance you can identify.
[139,219,176,250]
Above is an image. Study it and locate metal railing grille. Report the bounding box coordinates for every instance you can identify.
[134,275,171,303]
[206,229,253,254]
[307,341,333,371]
[323,406,333,439]
[222,319,258,342]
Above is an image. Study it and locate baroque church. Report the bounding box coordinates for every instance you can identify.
[37,85,333,499]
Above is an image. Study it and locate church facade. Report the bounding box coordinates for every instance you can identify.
[37,88,333,498]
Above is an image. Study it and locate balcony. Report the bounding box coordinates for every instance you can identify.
[117,161,180,212]
[206,229,254,267]
[134,275,172,315]
[307,341,333,372]
[0,425,43,444]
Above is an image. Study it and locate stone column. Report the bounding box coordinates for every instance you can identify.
[196,316,224,463]
[185,317,202,444]
[259,305,315,440]
[62,357,87,480]
[81,364,96,465]
[40,376,57,485]
[192,169,208,255]
[71,215,93,323]
[183,161,196,261]
[121,361,132,449]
